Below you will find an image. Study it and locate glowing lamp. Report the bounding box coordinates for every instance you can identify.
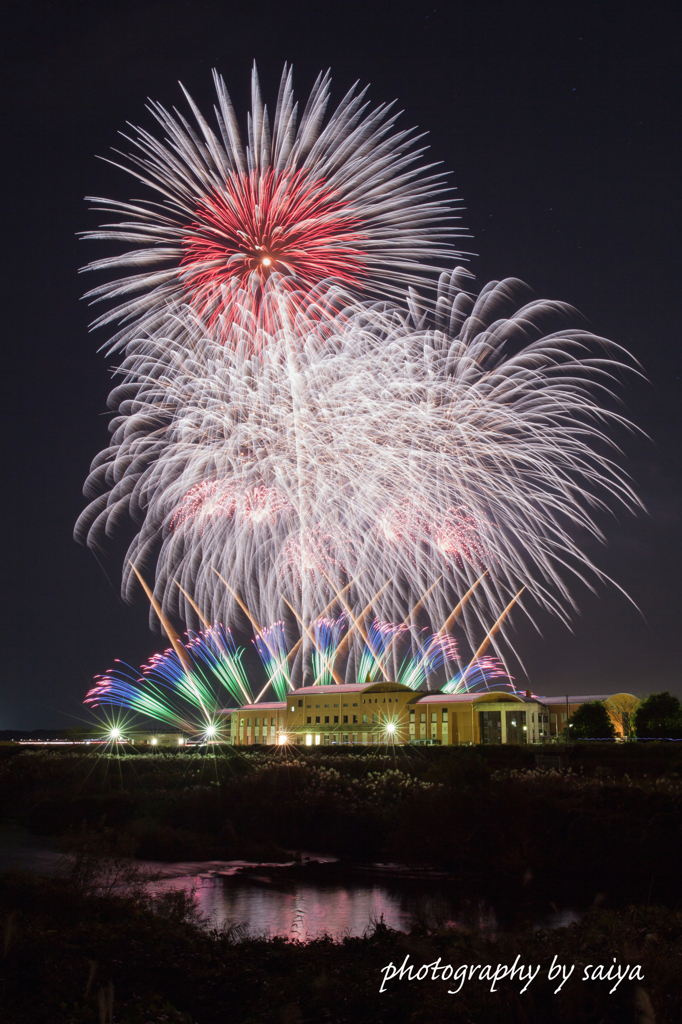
[151,737,158,746]
[278,734,288,745]
[385,723,396,734]
[205,724,217,738]
[109,729,121,741]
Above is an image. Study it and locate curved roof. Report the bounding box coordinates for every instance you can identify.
[412,690,531,705]
[292,680,415,697]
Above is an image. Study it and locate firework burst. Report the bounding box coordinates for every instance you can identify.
[81,64,460,350]
[76,268,640,679]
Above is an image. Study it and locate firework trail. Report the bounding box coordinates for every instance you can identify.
[76,267,640,682]
[81,64,460,350]
[77,67,641,690]
[442,656,511,694]
[312,613,347,686]
[253,621,291,700]
[357,618,409,684]
[397,629,460,690]
[85,624,253,731]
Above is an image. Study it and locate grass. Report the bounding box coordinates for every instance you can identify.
[0,868,679,1023]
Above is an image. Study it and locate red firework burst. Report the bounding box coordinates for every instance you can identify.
[378,499,488,567]
[170,481,292,534]
[180,169,365,334]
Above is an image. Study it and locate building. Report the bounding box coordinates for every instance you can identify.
[220,681,635,746]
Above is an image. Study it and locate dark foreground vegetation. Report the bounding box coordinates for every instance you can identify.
[1,744,681,1021]
[0,869,679,1023]
[1,742,682,905]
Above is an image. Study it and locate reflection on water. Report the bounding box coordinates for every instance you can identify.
[0,827,581,941]
[148,871,581,940]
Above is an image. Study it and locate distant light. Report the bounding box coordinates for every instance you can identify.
[306,734,313,746]
[278,734,288,744]
[178,738,184,745]
[205,724,217,738]
[385,723,396,734]
[151,737,158,746]
[109,729,121,741]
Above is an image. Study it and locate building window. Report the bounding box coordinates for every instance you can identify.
[442,709,448,719]
[247,718,251,726]
[307,717,311,725]
[420,713,426,723]
[431,713,437,723]
[353,703,358,707]
[362,714,368,724]
[334,716,339,724]
[343,715,348,724]
[315,717,320,724]
[343,703,348,707]
[325,716,330,724]
[353,715,358,724]
[298,700,303,707]
[255,718,259,726]
[372,714,378,723]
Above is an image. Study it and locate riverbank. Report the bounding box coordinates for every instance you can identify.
[1,746,681,908]
[0,869,677,1023]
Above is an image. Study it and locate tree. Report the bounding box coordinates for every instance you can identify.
[568,701,616,739]
[604,694,640,738]
[634,692,682,739]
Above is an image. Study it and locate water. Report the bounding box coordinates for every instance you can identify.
[0,826,581,941]
[148,866,581,939]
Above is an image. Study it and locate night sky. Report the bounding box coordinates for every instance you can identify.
[1,0,680,729]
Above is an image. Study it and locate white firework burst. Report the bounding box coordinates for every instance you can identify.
[81,63,462,352]
[75,268,641,680]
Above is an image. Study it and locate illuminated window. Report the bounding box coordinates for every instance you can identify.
[442,709,448,719]
[420,713,426,723]
[431,713,437,723]
[362,714,368,724]
[372,714,378,723]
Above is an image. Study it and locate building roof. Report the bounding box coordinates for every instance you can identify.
[292,680,415,696]
[538,694,618,705]
[412,690,536,705]
[219,701,286,714]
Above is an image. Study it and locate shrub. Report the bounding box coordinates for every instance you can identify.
[568,701,616,739]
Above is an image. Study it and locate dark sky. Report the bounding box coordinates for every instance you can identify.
[1,0,680,729]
